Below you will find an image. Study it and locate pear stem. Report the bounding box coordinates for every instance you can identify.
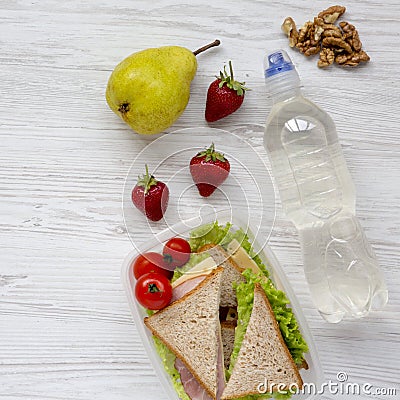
[193,39,221,56]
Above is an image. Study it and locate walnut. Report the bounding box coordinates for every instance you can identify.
[296,20,321,55]
[296,41,318,55]
[281,17,299,47]
[351,50,370,64]
[312,18,325,41]
[318,48,335,67]
[321,24,342,38]
[339,21,362,51]
[335,53,348,65]
[322,37,352,53]
[298,21,314,43]
[282,5,370,68]
[336,50,370,66]
[304,46,321,56]
[318,5,346,24]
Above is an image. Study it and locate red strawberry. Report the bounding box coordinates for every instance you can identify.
[132,165,169,221]
[205,61,249,122]
[190,143,230,197]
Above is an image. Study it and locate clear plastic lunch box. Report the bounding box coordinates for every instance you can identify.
[121,210,324,400]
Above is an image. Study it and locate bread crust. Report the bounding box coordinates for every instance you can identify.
[298,358,309,370]
[144,267,224,400]
[197,243,217,253]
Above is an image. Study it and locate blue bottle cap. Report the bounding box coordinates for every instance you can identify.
[265,50,295,78]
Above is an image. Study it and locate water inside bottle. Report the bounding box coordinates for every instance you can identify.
[265,96,355,226]
[265,94,388,322]
[281,114,343,220]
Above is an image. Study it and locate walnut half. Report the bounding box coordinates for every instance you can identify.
[318,5,346,24]
[340,21,362,52]
[281,17,299,47]
[336,51,370,66]
[318,48,335,68]
[322,37,353,54]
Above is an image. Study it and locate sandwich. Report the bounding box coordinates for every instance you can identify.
[221,283,303,399]
[144,222,309,400]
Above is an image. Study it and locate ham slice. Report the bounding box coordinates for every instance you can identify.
[175,358,213,400]
[171,275,207,303]
[174,337,225,400]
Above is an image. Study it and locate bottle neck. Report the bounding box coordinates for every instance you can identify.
[265,70,301,103]
[272,86,301,103]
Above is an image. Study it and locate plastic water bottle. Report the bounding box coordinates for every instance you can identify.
[263,50,388,323]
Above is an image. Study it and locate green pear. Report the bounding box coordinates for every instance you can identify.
[106,40,220,135]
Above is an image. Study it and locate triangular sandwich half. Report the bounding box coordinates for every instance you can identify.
[221,283,303,400]
[144,267,224,400]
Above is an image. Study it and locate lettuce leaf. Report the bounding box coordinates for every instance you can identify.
[189,221,234,251]
[189,221,270,278]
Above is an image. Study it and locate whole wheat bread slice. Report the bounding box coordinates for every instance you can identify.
[221,321,236,370]
[199,244,245,307]
[221,283,303,400]
[144,267,224,400]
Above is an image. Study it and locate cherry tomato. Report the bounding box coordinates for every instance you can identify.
[163,237,191,268]
[132,252,173,280]
[135,272,172,310]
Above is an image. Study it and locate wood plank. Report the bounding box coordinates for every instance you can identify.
[0,0,399,399]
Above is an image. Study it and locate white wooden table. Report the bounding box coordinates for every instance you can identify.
[1,1,399,399]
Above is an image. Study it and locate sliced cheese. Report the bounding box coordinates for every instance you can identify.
[172,256,218,288]
[226,239,261,275]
